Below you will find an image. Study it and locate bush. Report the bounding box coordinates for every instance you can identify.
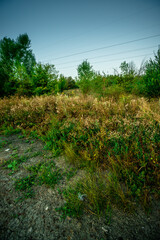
[144,49,160,98]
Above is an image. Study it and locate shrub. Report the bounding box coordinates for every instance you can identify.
[144,49,160,98]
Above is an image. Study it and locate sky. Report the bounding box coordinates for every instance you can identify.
[0,0,160,77]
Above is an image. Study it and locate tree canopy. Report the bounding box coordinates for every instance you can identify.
[0,33,36,96]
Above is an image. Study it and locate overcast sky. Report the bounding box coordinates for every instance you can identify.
[0,0,160,77]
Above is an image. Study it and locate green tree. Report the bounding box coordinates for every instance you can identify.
[0,33,35,97]
[65,76,77,90]
[10,62,33,96]
[120,61,136,76]
[0,37,16,96]
[144,49,160,97]
[56,75,77,93]
[77,60,95,94]
[15,34,36,75]
[32,63,58,95]
[119,61,137,92]
[56,74,67,93]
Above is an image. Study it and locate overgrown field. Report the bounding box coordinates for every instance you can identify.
[0,93,160,216]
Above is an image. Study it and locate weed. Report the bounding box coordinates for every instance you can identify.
[0,138,8,148]
[38,167,63,188]
[0,125,21,136]
[29,151,43,158]
[26,161,54,174]
[1,154,29,173]
[18,135,24,139]
[24,147,34,153]
[56,187,84,219]
[105,203,112,224]
[26,160,62,188]
[14,175,36,200]
[63,168,77,181]
[15,175,36,191]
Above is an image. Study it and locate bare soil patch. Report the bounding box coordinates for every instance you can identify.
[0,134,159,240]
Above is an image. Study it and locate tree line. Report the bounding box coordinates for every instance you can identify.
[0,33,77,97]
[0,33,160,98]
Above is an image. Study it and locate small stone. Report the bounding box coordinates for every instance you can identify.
[5,149,10,152]
[45,206,49,210]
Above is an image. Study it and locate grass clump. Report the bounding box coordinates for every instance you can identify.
[57,172,113,219]
[15,160,64,200]
[63,167,77,181]
[27,160,63,188]
[14,175,36,200]
[15,175,36,191]
[38,166,63,188]
[1,154,29,173]
[0,138,9,148]
[56,185,84,219]
[0,125,21,136]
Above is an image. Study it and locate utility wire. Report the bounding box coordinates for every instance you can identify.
[38,6,159,55]
[53,45,157,66]
[45,34,160,61]
[57,53,153,70]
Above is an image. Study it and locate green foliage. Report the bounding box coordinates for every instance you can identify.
[1,34,159,99]
[143,49,160,97]
[77,60,95,94]
[32,63,58,95]
[0,33,78,97]
[63,167,77,181]
[14,175,36,200]
[0,125,21,136]
[43,118,75,156]
[56,186,84,218]
[38,167,63,188]
[11,62,33,96]
[131,76,147,95]
[0,33,35,97]
[26,161,51,174]
[58,173,112,219]
[16,34,36,75]
[15,175,36,191]
[55,75,78,93]
[104,85,125,98]
[1,154,29,173]
[27,160,63,188]
[55,74,67,93]
[0,138,8,148]
[120,61,136,76]
[65,76,78,90]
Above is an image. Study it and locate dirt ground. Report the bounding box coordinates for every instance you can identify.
[0,134,160,240]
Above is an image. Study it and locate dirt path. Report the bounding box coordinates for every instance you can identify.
[0,134,160,240]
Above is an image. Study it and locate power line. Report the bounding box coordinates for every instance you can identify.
[45,34,160,61]
[53,45,157,66]
[38,6,159,55]
[57,53,153,70]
